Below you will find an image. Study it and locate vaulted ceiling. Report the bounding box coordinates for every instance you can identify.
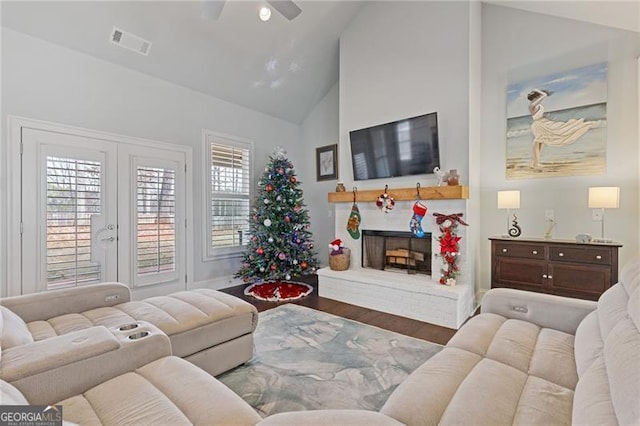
[2,1,638,124]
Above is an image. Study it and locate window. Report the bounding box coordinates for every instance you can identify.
[136,166,176,276]
[203,131,252,259]
[46,156,102,289]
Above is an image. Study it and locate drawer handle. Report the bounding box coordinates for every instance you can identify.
[542,274,547,279]
[502,248,507,253]
[532,250,538,255]
[548,275,553,279]
[559,253,564,257]
[596,255,602,260]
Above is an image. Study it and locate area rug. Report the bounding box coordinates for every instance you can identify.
[244,281,313,301]
[217,304,442,417]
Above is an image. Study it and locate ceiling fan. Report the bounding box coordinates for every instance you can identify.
[202,1,302,21]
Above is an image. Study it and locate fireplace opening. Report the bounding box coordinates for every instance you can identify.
[362,230,432,275]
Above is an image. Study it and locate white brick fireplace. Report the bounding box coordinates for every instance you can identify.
[318,196,475,329]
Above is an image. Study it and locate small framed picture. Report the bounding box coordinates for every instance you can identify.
[316,144,338,181]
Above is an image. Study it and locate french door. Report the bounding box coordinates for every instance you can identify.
[20,126,187,295]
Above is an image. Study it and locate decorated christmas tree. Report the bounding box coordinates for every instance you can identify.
[235,148,319,283]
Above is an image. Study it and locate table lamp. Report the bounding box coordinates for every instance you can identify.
[498,190,521,237]
[588,187,619,243]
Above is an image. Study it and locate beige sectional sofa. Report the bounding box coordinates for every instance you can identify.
[2,257,638,425]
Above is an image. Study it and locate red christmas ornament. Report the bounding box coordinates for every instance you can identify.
[278,168,285,175]
[266,184,274,192]
[270,264,277,271]
[256,247,264,255]
[289,176,297,183]
[284,216,291,223]
[300,261,308,270]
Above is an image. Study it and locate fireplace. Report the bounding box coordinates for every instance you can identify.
[362,230,432,275]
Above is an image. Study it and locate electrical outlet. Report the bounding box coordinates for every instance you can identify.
[544,209,554,221]
[592,209,603,221]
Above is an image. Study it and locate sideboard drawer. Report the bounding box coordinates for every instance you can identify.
[549,246,611,265]
[494,242,545,260]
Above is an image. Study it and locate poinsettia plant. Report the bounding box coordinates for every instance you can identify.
[433,213,469,286]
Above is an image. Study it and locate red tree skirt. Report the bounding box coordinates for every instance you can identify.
[244,281,314,302]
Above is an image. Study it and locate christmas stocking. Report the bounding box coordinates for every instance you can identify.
[346,203,361,239]
[409,201,428,238]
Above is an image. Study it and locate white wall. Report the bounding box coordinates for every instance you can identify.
[479,4,640,291]
[0,28,307,295]
[467,1,483,299]
[299,83,339,267]
[339,2,472,191]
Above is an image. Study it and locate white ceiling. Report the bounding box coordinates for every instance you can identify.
[2,1,638,124]
[1,1,365,124]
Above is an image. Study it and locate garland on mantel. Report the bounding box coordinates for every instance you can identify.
[433,213,469,286]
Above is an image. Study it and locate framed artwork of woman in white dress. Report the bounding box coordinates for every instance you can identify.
[506,62,607,179]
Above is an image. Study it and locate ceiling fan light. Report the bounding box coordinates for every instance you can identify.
[259,6,272,22]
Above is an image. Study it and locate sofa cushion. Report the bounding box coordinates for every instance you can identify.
[381,347,482,425]
[620,256,640,296]
[602,312,640,424]
[446,313,578,390]
[110,289,258,358]
[574,310,603,377]
[596,283,629,339]
[58,356,261,426]
[572,355,617,424]
[1,306,34,348]
[573,267,640,425]
[1,379,29,405]
[381,347,573,426]
[24,289,258,360]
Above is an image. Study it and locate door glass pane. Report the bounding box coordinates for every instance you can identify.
[46,156,101,289]
[137,166,176,276]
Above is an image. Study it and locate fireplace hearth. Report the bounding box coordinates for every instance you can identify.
[362,230,432,275]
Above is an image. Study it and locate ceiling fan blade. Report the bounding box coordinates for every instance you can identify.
[267,0,302,21]
[202,1,226,20]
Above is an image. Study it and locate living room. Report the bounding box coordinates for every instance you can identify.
[1,1,639,424]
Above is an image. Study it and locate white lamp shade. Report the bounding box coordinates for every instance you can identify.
[498,190,520,209]
[588,187,620,209]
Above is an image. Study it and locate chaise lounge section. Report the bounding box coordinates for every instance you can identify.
[1,283,258,377]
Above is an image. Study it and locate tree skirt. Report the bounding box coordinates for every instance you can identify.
[244,281,313,302]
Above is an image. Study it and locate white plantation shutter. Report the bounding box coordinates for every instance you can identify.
[206,135,251,255]
[136,166,176,276]
[46,156,102,289]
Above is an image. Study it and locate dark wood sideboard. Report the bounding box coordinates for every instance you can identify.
[490,237,622,301]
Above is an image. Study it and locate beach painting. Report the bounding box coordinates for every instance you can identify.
[506,62,607,179]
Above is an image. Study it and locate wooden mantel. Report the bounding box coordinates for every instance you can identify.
[328,185,469,203]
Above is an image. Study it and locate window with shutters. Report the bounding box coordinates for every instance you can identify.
[203,131,252,259]
[136,166,176,276]
[46,156,102,289]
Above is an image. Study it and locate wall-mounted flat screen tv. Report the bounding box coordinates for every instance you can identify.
[349,112,440,181]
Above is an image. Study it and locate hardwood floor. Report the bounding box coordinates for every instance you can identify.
[220,274,457,346]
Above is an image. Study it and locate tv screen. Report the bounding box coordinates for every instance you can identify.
[349,112,440,181]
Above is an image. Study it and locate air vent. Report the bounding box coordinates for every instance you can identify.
[110,27,152,56]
